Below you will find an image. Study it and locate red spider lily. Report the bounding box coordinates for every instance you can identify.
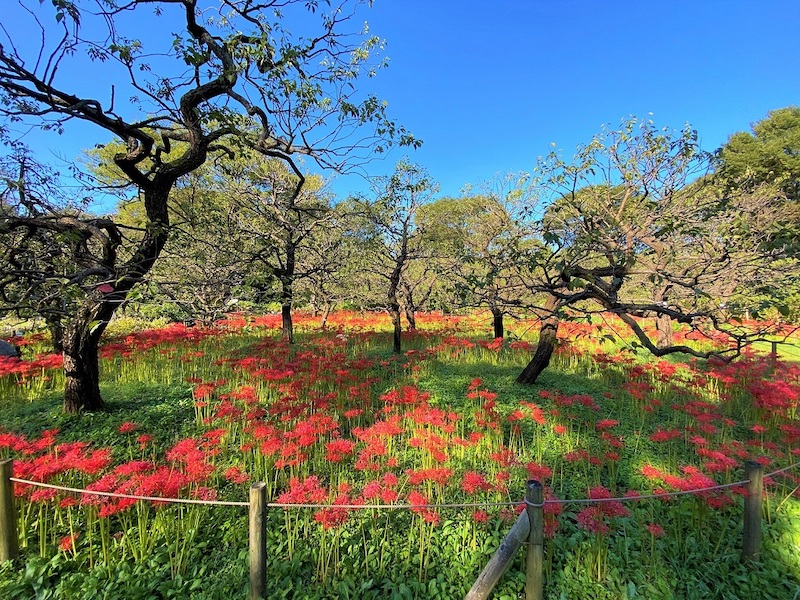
[277,476,327,504]
[650,429,682,443]
[489,448,518,468]
[646,523,665,537]
[564,449,589,463]
[524,462,553,482]
[59,533,79,553]
[640,464,663,480]
[224,466,250,484]
[0,430,29,452]
[600,432,624,448]
[595,419,619,431]
[576,506,610,535]
[113,461,156,477]
[519,401,548,425]
[461,471,493,494]
[314,501,352,530]
[406,468,453,487]
[381,385,430,408]
[362,480,382,500]
[406,490,439,524]
[118,422,138,434]
[325,439,356,463]
[192,486,219,502]
[589,486,629,518]
[472,510,489,523]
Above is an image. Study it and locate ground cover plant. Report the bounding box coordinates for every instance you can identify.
[1,311,800,599]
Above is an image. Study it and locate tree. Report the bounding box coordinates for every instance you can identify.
[418,182,529,340]
[352,160,437,353]
[515,118,792,384]
[0,0,417,412]
[221,154,333,343]
[717,106,800,201]
[0,147,96,353]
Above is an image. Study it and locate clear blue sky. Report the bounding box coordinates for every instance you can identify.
[3,0,799,205]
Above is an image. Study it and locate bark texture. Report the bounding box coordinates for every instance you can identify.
[517,297,560,385]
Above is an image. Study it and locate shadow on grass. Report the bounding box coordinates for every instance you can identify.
[0,381,197,446]
[418,355,617,413]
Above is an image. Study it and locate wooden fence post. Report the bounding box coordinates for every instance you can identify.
[249,482,267,600]
[742,461,764,562]
[1,459,19,563]
[525,480,544,600]
[465,506,530,600]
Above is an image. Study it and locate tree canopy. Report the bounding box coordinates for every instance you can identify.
[0,0,417,412]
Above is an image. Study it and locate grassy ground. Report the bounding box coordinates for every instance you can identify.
[1,312,799,599]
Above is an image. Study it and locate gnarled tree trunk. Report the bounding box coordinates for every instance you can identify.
[61,298,115,413]
[60,185,171,413]
[517,296,560,385]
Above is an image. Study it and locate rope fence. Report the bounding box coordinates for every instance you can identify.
[2,458,799,600]
[6,460,798,510]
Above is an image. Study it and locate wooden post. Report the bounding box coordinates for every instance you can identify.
[1,459,19,563]
[525,480,544,600]
[742,461,764,562]
[771,341,778,357]
[465,507,530,600]
[249,482,267,600]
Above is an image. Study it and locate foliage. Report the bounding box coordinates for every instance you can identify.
[716,106,800,201]
[512,118,798,384]
[0,0,417,411]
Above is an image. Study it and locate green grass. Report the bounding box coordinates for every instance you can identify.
[1,314,799,599]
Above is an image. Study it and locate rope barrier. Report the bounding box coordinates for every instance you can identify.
[8,461,799,512]
[526,480,749,507]
[763,461,800,478]
[8,478,249,507]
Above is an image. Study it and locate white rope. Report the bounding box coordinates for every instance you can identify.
[10,478,249,507]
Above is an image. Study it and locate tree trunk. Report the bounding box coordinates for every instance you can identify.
[491,307,504,339]
[404,305,417,331]
[387,247,405,354]
[280,239,296,344]
[47,318,64,353]
[321,302,332,330]
[62,307,107,414]
[281,302,293,343]
[59,184,171,413]
[389,304,402,353]
[655,313,673,349]
[517,297,560,385]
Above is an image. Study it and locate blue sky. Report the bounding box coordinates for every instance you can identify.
[3,0,799,205]
[352,0,800,198]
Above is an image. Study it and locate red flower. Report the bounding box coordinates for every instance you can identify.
[461,471,492,495]
[118,422,138,434]
[595,419,619,431]
[224,466,250,484]
[59,533,79,552]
